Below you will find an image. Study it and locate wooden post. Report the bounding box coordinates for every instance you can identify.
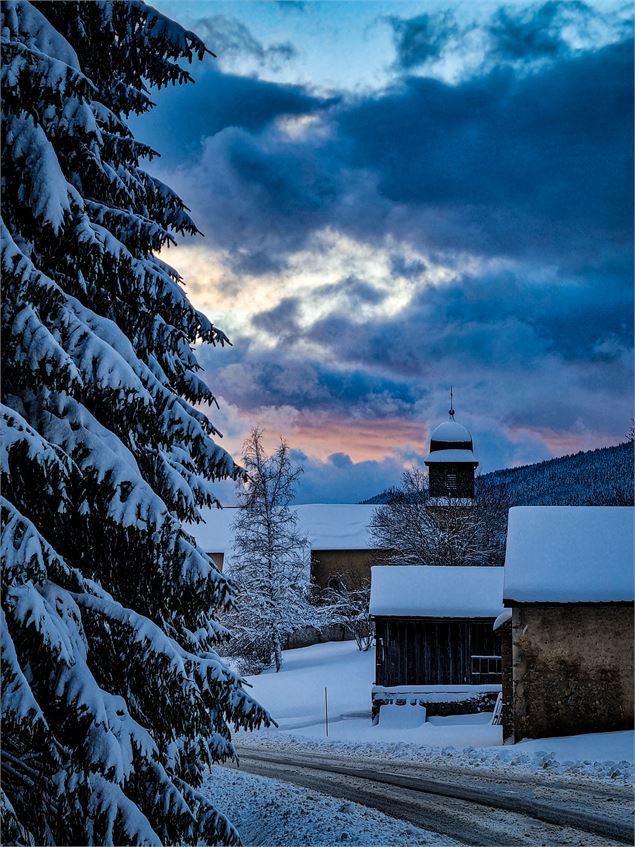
[324,686,329,737]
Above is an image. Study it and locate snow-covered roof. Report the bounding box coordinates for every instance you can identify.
[188,506,240,553]
[297,504,377,550]
[429,420,472,443]
[425,419,478,464]
[424,449,478,463]
[370,565,504,618]
[504,507,635,604]
[190,504,377,553]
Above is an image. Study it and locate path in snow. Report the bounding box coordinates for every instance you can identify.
[234,747,634,846]
[205,765,457,846]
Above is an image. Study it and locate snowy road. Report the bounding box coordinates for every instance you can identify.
[234,747,634,846]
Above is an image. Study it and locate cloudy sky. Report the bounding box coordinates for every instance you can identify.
[134,0,633,503]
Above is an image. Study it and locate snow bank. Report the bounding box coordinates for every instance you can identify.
[242,640,375,730]
[370,565,503,618]
[504,507,634,603]
[238,727,635,785]
[204,765,449,846]
[378,703,426,728]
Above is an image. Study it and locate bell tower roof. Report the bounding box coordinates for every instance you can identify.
[425,405,478,465]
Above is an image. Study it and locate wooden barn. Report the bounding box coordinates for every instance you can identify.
[370,565,504,717]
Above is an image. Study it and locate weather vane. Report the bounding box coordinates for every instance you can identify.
[449,386,455,419]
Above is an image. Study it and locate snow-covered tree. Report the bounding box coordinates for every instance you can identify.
[370,468,509,566]
[223,429,317,674]
[321,576,373,652]
[1,3,269,844]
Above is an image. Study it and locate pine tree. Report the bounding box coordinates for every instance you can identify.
[1,2,268,844]
[223,429,317,674]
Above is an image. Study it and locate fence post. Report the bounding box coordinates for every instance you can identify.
[324,686,329,737]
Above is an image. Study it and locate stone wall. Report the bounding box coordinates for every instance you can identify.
[499,619,514,743]
[511,604,634,741]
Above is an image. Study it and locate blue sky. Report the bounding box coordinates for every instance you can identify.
[134,0,633,503]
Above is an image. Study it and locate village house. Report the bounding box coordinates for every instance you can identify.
[500,506,634,742]
[369,564,504,719]
[191,503,382,589]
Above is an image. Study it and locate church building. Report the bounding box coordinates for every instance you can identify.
[424,399,479,500]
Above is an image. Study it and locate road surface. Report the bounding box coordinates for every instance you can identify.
[233,746,634,846]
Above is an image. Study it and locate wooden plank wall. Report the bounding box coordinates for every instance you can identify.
[375,618,500,686]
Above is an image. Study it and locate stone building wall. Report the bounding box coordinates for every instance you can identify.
[511,604,634,741]
[311,549,382,589]
[499,619,514,743]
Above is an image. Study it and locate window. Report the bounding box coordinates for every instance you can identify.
[471,655,502,679]
[446,472,457,490]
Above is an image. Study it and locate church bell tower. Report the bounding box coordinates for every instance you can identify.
[424,392,478,500]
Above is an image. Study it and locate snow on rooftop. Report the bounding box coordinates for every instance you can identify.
[430,420,472,443]
[297,504,377,550]
[188,506,239,553]
[504,507,635,604]
[424,449,478,463]
[370,565,504,618]
[190,504,377,553]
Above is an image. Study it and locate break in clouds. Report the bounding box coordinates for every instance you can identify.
[135,1,633,502]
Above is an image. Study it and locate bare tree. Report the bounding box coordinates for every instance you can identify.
[223,429,319,673]
[322,575,374,651]
[370,467,509,566]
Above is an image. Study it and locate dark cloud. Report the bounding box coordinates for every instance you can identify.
[312,276,387,307]
[135,13,633,487]
[389,254,428,279]
[200,339,417,420]
[211,256,632,441]
[387,2,631,71]
[196,15,297,69]
[387,11,460,69]
[149,37,632,274]
[335,39,633,262]
[488,1,586,60]
[252,296,302,340]
[302,265,633,377]
[131,64,331,165]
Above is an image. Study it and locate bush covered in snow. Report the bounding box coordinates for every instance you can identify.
[1,2,268,844]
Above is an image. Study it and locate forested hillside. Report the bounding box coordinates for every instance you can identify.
[363,441,634,506]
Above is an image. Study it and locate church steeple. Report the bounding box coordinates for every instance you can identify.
[424,396,478,499]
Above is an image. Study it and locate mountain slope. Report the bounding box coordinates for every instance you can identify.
[362,441,634,506]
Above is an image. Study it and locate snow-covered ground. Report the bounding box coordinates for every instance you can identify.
[236,640,634,784]
[204,766,457,846]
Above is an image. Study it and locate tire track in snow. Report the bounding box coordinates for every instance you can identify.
[235,749,634,845]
